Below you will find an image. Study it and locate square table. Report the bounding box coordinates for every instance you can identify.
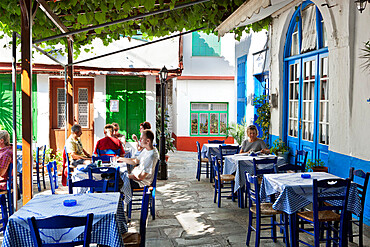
[224,154,286,193]
[2,192,127,247]
[72,162,132,204]
[261,172,361,247]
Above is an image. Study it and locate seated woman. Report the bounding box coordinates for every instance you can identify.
[240,125,270,154]
[112,122,126,146]
[0,130,12,190]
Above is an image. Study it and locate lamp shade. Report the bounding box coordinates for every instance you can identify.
[355,0,367,13]
[159,66,168,81]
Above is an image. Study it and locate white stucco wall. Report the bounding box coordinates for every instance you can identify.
[145,75,157,138]
[181,33,235,76]
[36,74,51,146]
[175,79,236,136]
[269,0,370,160]
[94,75,106,145]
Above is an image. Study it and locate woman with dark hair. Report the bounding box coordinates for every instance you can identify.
[0,130,12,190]
[132,121,151,154]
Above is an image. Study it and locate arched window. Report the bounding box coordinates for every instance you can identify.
[283,1,329,164]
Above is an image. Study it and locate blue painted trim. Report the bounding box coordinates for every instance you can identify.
[267,138,370,226]
[237,55,247,124]
[284,47,328,62]
[328,151,370,226]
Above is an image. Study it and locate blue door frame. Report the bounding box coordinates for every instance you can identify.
[237,55,247,124]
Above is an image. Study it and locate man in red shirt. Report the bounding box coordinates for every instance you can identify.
[94,124,125,157]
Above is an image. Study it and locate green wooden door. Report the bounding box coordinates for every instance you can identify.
[0,74,37,142]
[106,76,146,141]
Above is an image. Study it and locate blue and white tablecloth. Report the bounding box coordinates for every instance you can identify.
[260,172,362,215]
[72,163,132,204]
[2,193,127,247]
[201,143,239,161]
[223,154,286,192]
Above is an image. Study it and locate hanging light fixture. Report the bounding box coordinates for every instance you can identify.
[159,66,168,81]
[355,0,369,13]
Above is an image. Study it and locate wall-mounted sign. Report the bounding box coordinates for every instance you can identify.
[253,50,266,75]
[110,100,119,112]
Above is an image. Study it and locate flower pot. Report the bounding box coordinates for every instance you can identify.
[312,166,328,173]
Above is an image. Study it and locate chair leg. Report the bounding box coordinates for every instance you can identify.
[217,182,221,208]
[246,211,253,246]
[359,218,363,247]
[206,162,209,178]
[314,222,320,247]
[150,191,155,220]
[7,190,13,216]
[18,173,22,194]
[213,181,217,204]
[0,195,8,233]
[196,161,200,181]
[42,165,46,189]
[36,167,41,192]
[255,216,261,247]
[127,200,132,222]
[271,215,277,242]
[231,181,236,202]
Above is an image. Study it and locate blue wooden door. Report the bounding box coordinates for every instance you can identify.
[237,55,247,124]
[286,60,301,163]
[285,53,329,164]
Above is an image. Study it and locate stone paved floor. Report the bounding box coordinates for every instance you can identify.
[141,151,370,247]
[1,151,369,246]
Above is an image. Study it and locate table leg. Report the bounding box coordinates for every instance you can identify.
[289,212,298,247]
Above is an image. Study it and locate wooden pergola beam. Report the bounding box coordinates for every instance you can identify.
[20,0,33,204]
[36,0,73,41]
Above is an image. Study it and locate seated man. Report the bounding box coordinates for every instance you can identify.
[95,124,125,157]
[65,124,92,167]
[119,129,158,189]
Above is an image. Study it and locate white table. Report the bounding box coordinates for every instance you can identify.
[2,193,127,247]
[72,162,132,204]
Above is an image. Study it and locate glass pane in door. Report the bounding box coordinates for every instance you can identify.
[319,56,329,144]
[288,63,299,137]
[302,60,315,141]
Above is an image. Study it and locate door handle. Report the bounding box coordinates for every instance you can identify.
[299,119,302,129]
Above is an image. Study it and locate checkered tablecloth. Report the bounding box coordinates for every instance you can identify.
[223,154,286,192]
[72,163,132,204]
[201,143,239,161]
[2,193,127,247]
[260,172,362,215]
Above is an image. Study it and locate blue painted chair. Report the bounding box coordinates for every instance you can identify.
[88,167,120,192]
[122,186,150,247]
[46,161,58,194]
[279,150,308,173]
[297,178,351,247]
[68,178,108,194]
[95,149,121,163]
[212,156,236,208]
[348,167,370,247]
[196,141,209,181]
[208,140,225,144]
[28,213,94,247]
[127,160,160,222]
[34,146,46,192]
[252,157,279,176]
[245,173,289,247]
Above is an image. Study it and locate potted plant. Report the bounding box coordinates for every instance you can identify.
[156,106,176,161]
[306,158,328,172]
[269,138,290,161]
[226,122,246,145]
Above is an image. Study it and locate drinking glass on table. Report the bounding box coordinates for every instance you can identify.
[110,155,117,165]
